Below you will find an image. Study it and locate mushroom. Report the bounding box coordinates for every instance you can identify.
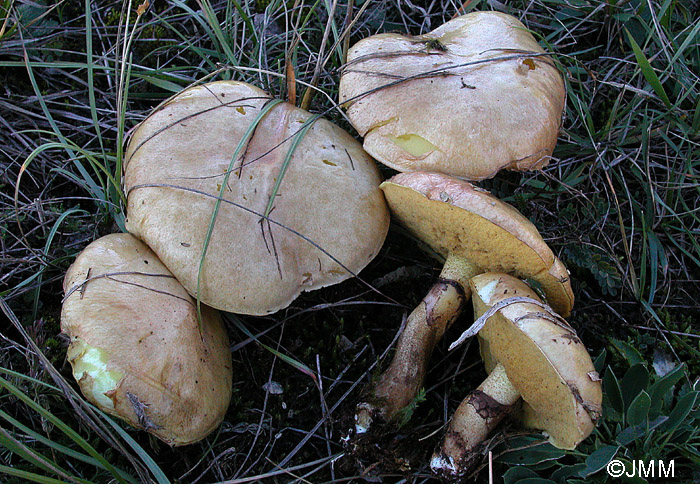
[61,233,232,446]
[431,273,602,479]
[354,171,573,433]
[339,11,565,180]
[124,81,389,315]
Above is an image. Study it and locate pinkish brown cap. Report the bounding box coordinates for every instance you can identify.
[124,81,389,315]
[339,11,565,180]
[61,233,232,446]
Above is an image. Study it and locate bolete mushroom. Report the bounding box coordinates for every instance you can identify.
[61,233,232,446]
[124,81,389,315]
[431,273,602,479]
[354,171,573,433]
[339,11,565,180]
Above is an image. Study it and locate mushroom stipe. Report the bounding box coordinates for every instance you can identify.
[431,273,602,479]
[352,172,574,436]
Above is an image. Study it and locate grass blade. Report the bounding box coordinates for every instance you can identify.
[625,28,672,109]
[195,98,284,321]
[0,376,132,484]
[227,314,317,383]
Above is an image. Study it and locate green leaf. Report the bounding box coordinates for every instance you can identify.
[551,464,587,483]
[32,207,87,320]
[578,445,619,477]
[137,74,185,93]
[625,28,672,108]
[627,390,651,426]
[604,368,624,414]
[498,439,565,466]
[0,408,135,481]
[0,376,132,483]
[503,466,540,483]
[621,363,650,410]
[610,339,645,367]
[616,415,667,446]
[660,391,699,434]
[590,256,622,296]
[593,349,606,374]
[0,465,77,484]
[648,364,686,416]
[21,55,105,202]
[515,479,556,484]
[395,388,426,428]
[615,459,649,484]
[93,409,170,484]
[0,428,85,482]
[644,231,667,305]
[669,428,694,445]
[227,314,317,383]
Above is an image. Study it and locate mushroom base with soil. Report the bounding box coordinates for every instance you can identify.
[431,273,602,480]
[355,253,477,433]
[430,363,519,478]
[352,172,574,436]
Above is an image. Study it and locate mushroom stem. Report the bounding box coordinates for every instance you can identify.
[355,253,478,433]
[431,363,520,479]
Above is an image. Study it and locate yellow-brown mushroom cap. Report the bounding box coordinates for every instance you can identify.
[61,233,232,446]
[380,172,573,316]
[470,273,602,449]
[124,81,389,315]
[339,11,566,180]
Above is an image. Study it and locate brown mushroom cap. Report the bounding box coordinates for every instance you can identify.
[61,234,232,446]
[380,172,573,316]
[124,81,389,315]
[339,11,566,180]
[471,273,602,449]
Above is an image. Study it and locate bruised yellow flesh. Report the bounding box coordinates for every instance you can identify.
[61,233,233,446]
[387,134,440,157]
[380,172,573,316]
[68,339,124,409]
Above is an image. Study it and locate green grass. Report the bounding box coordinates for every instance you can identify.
[1,0,698,482]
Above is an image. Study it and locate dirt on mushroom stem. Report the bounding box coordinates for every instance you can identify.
[432,273,601,478]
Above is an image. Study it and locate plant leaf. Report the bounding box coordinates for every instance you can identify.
[497,439,565,466]
[660,391,699,434]
[578,445,619,478]
[621,363,650,411]
[617,415,667,446]
[610,339,644,367]
[627,390,651,426]
[503,466,540,484]
[648,364,686,416]
[551,463,587,483]
[604,367,624,414]
[625,28,672,108]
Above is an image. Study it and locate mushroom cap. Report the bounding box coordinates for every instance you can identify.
[470,273,602,449]
[380,171,573,316]
[339,11,566,180]
[124,81,389,315]
[61,233,232,446]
